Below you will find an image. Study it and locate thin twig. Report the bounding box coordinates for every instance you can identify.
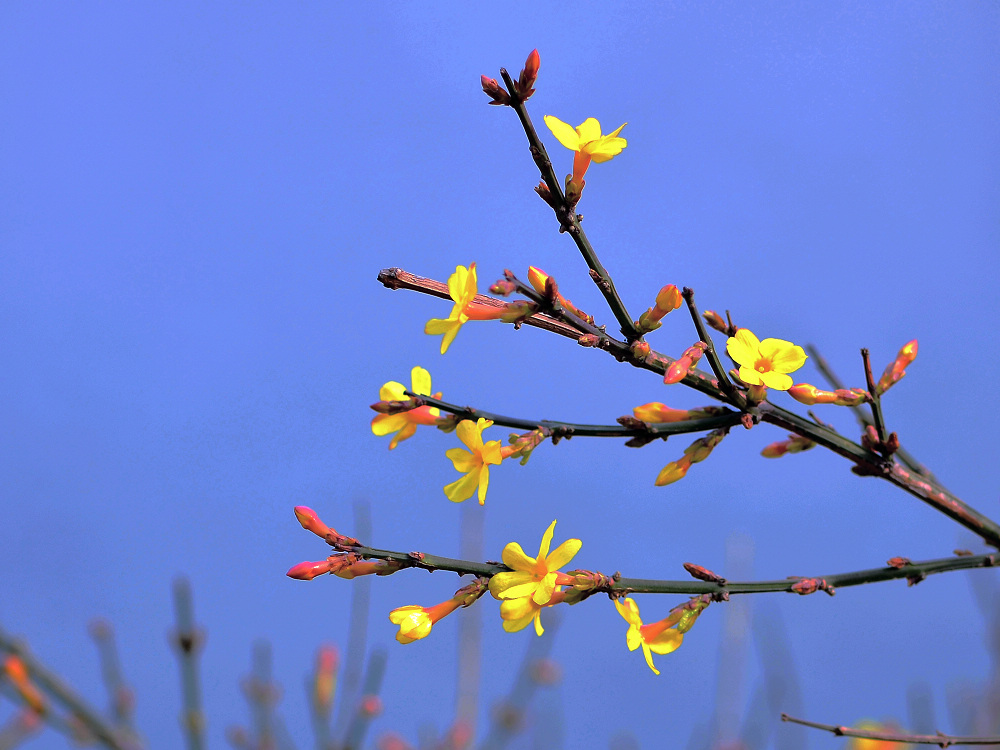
[406,392,743,439]
[171,578,206,750]
[807,343,935,480]
[322,535,997,597]
[781,713,1000,746]
[861,348,890,445]
[497,68,639,341]
[341,649,387,750]
[682,287,743,406]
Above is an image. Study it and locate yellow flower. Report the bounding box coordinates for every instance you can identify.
[614,597,687,675]
[490,521,583,612]
[388,599,462,644]
[725,328,807,391]
[543,116,627,186]
[425,264,479,354]
[370,366,440,449]
[444,418,503,504]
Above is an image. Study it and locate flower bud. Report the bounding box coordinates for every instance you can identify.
[294,506,332,538]
[515,48,540,100]
[655,284,683,315]
[489,279,517,296]
[360,694,383,717]
[481,76,511,106]
[577,334,600,347]
[286,559,335,581]
[702,310,729,334]
[664,342,707,384]
[655,456,692,486]
[761,434,815,458]
[877,339,918,394]
[630,340,651,361]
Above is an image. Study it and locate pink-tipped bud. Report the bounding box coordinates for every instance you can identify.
[760,434,815,458]
[663,342,707,384]
[481,76,511,106]
[286,559,335,581]
[294,506,333,538]
[877,339,918,393]
[516,49,540,99]
[527,266,550,295]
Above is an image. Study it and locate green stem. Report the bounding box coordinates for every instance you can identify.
[681,287,743,406]
[498,68,639,341]
[861,348,889,445]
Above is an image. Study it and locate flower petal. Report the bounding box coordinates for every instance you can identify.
[759,338,807,374]
[502,613,535,633]
[500,597,537,620]
[587,136,627,162]
[533,610,545,637]
[641,642,660,675]
[480,439,503,466]
[727,329,760,367]
[537,519,557,560]
[502,542,536,571]
[575,117,602,142]
[759,370,793,391]
[532,571,557,605]
[545,537,582,570]
[626,625,641,652]
[447,265,469,305]
[646,629,684,655]
[371,413,408,437]
[737,365,764,386]
[455,419,483,451]
[388,422,417,449]
[605,122,627,139]
[378,380,407,401]
[476,465,491,505]
[445,447,476,472]
[410,366,432,396]
[489,571,537,600]
[544,115,582,150]
[443,471,478,503]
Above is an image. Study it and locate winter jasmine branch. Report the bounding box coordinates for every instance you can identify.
[378,266,1000,548]
[781,713,1000,746]
[496,67,639,342]
[403,392,743,440]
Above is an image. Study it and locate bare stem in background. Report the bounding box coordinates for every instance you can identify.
[171,578,206,750]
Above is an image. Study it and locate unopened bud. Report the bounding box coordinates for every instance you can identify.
[287,559,335,581]
[761,434,815,458]
[664,342,707,384]
[481,76,511,106]
[499,300,538,324]
[294,506,333,539]
[530,658,561,685]
[489,279,517,296]
[877,339,918,394]
[887,557,911,568]
[655,456,692,486]
[534,180,556,207]
[655,284,683,315]
[630,340,651,361]
[515,49,540,100]
[577,334,600,347]
[788,383,868,407]
[702,310,728,334]
[684,428,725,464]
[683,563,726,584]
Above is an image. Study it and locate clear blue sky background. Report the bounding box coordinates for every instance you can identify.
[2,3,998,748]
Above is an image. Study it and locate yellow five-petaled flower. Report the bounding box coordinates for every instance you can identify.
[444,418,503,505]
[726,328,807,391]
[543,116,627,187]
[370,366,440,449]
[489,520,581,635]
[615,597,703,675]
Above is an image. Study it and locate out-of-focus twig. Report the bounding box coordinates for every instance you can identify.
[89,620,140,747]
[342,649,386,750]
[170,578,206,750]
[0,625,135,750]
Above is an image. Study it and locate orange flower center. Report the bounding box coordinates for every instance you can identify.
[754,357,773,374]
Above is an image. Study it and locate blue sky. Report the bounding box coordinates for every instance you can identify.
[2,3,998,748]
